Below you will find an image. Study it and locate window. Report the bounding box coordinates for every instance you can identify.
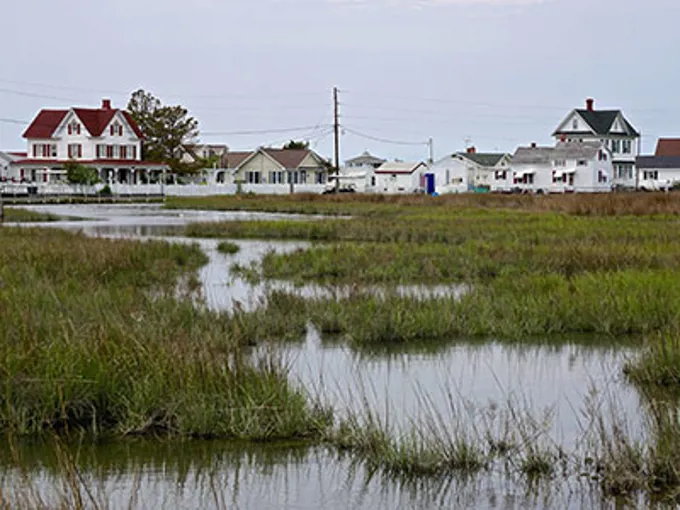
[68,144,82,159]
[34,144,57,158]
[268,171,285,184]
[598,151,607,161]
[371,175,376,187]
[120,146,127,159]
[113,145,120,159]
[610,140,621,153]
[129,145,137,160]
[246,171,260,184]
[300,170,307,184]
[622,140,632,154]
[317,172,327,184]
[598,170,608,184]
[67,121,81,136]
[110,122,123,136]
[495,170,507,180]
[106,145,113,159]
[572,119,578,130]
[554,159,566,167]
[577,160,587,166]
[644,170,659,180]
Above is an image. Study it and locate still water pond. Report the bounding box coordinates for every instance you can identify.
[5,204,648,509]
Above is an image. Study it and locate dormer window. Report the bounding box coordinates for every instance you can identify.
[110,121,123,136]
[67,121,81,136]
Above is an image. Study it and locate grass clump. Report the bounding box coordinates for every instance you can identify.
[3,207,61,223]
[625,335,680,388]
[216,240,240,255]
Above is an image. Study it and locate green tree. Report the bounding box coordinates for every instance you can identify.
[282,140,309,150]
[126,89,201,174]
[65,162,100,185]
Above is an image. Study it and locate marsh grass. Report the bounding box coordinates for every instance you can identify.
[216,241,240,255]
[183,198,680,288]
[169,191,680,217]
[625,334,680,388]
[0,227,330,441]
[249,269,679,346]
[3,208,62,223]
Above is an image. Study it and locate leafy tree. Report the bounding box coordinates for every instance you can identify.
[65,162,100,185]
[127,89,201,174]
[282,140,309,150]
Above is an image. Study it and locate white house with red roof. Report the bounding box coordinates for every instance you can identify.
[7,99,167,184]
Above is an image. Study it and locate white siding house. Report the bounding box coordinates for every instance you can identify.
[0,152,25,181]
[511,141,613,193]
[633,138,680,190]
[552,98,639,189]
[10,99,167,184]
[635,156,678,190]
[430,148,512,194]
[372,161,427,194]
[328,151,386,192]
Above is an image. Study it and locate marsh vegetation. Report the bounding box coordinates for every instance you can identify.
[6,193,680,507]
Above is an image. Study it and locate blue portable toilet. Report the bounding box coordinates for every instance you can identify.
[425,173,436,195]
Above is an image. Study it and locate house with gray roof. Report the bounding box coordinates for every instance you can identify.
[634,138,680,191]
[429,147,512,193]
[345,151,386,169]
[553,98,639,188]
[511,141,613,193]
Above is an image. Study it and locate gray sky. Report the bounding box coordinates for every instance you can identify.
[1,0,678,161]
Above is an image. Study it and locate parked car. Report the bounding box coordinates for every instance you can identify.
[322,183,357,194]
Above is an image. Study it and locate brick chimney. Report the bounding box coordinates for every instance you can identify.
[466,146,476,154]
[586,98,594,112]
[560,134,567,142]
[102,99,112,110]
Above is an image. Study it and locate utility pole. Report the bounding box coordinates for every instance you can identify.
[635,133,642,191]
[427,137,434,165]
[333,87,340,191]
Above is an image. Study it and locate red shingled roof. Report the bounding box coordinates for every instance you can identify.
[22,110,69,138]
[22,105,144,139]
[655,139,680,157]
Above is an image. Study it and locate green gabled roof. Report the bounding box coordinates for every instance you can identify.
[459,152,507,167]
[554,109,640,137]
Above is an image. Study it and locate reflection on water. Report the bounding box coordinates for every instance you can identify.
[283,327,644,450]
[0,439,627,510]
[2,204,651,509]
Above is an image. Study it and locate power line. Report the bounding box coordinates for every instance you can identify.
[0,79,328,102]
[201,124,332,137]
[0,87,80,103]
[342,127,428,146]
[0,118,29,125]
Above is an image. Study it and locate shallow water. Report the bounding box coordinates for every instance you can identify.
[0,440,625,510]
[2,203,650,509]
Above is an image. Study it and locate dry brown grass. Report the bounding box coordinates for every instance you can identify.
[168,192,680,217]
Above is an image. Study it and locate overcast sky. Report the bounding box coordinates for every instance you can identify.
[1,0,679,161]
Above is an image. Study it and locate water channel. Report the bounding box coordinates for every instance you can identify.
[3,204,649,509]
